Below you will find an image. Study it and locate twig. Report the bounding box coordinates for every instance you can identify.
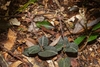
[58,15,64,39]
[54,0,61,9]
[41,26,56,35]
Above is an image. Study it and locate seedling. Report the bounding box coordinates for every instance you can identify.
[23,36,78,67]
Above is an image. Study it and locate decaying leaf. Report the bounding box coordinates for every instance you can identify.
[25,38,37,47]
[73,17,100,33]
[44,13,55,19]
[9,61,22,67]
[33,16,45,22]
[1,1,11,10]
[9,18,20,26]
[4,29,16,50]
[47,60,55,67]
[28,22,38,32]
[71,58,78,67]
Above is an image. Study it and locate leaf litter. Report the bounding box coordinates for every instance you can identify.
[0,0,100,67]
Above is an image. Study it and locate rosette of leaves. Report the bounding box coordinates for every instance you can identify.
[23,36,58,57]
[23,36,78,67]
[55,37,78,53]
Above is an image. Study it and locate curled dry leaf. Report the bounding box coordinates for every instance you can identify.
[35,11,45,15]
[9,18,20,26]
[44,13,55,19]
[25,38,37,47]
[4,29,16,50]
[54,21,60,25]
[9,61,22,67]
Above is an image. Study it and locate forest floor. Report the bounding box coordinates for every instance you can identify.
[0,0,100,67]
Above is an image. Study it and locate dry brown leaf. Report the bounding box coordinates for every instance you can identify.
[71,58,78,67]
[22,55,41,67]
[47,60,55,67]
[41,26,56,35]
[25,38,37,47]
[33,64,40,67]
[4,29,16,50]
[54,61,59,67]
[44,13,55,19]
[49,36,61,46]
[9,60,22,67]
[54,21,60,25]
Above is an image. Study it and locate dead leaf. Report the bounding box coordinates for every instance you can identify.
[36,11,45,15]
[22,55,41,67]
[28,22,38,32]
[9,18,20,26]
[4,29,16,50]
[73,17,100,33]
[54,21,60,25]
[33,16,45,22]
[44,13,55,19]
[41,26,56,35]
[54,61,59,67]
[9,60,22,67]
[1,1,11,10]
[49,36,61,46]
[71,58,78,67]
[25,38,37,47]
[47,60,55,67]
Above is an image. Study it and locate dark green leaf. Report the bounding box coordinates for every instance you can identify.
[92,22,100,31]
[38,36,48,46]
[23,45,41,56]
[63,37,69,45]
[54,37,69,51]
[64,43,78,53]
[74,35,86,45]
[28,45,41,54]
[55,44,64,51]
[23,48,30,56]
[58,37,69,45]
[36,21,53,29]
[58,57,71,67]
[43,46,57,52]
[38,50,58,57]
[88,34,99,42]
